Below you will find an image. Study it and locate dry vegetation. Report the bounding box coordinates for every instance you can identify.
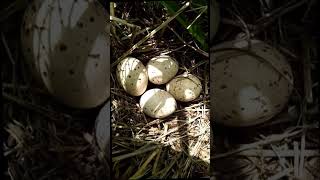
[110,1,210,179]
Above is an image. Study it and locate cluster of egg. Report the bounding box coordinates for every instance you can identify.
[116,55,202,118]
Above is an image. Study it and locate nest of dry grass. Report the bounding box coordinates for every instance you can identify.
[110,1,210,179]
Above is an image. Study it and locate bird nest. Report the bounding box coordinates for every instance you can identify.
[110,1,210,179]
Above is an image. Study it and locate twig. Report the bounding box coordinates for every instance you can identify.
[2,83,47,94]
[155,116,199,141]
[186,6,207,30]
[221,18,255,29]
[0,0,28,22]
[294,141,299,177]
[270,144,288,168]
[235,149,319,157]
[212,129,303,159]
[110,16,141,29]
[2,92,84,126]
[298,131,306,177]
[167,25,208,57]
[253,0,308,36]
[111,2,191,67]
[227,8,252,48]
[267,167,293,180]
[302,35,314,103]
[1,33,17,94]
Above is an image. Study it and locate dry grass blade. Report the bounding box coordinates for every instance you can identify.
[111,2,190,67]
[212,129,303,159]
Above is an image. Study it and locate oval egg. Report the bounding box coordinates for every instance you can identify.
[147,55,179,84]
[211,39,294,127]
[21,0,109,108]
[140,88,177,118]
[116,57,148,96]
[166,73,202,102]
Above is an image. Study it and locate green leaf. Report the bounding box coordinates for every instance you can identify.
[161,1,208,51]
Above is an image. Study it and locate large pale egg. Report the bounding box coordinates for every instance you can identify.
[146,55,179,85]
[140,89,177,118]
[211,39,294,126]
[166,73,202,102]
[21,0,109,108]
[116,57,148,96]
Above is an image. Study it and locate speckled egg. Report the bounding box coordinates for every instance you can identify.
[116,57,148,96]
[140,88,177,118]
[146,55,179,84]
[211,39,294,126]
[166,73,202,102]
[21,0,109,108]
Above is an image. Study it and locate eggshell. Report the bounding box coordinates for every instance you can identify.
[21,0,109,108]
[147,55,179,84]
[140,88,177,118]
[116,57,148,96]
[95,100,110,155]
[211,39,294,126]
[166,73,202,102]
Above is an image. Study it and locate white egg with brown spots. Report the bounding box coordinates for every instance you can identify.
[211,39,294,127]
[116,57,148,96]
[147,55,179,84]
[21,0,109,108]
[166,73,202,102]
[140,89,177,118]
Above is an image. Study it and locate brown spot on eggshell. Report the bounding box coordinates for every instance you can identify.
[220,84,227,89]
[31,5,36,12]
[69,69,75,75]
[88,54,100,58]
[77,22,84,28]
[225,114,232,119]
[59,43,67,51]
[25,29,30,36]
[258,116,266,119]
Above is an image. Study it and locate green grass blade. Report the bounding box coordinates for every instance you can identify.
[161,1,208,51]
